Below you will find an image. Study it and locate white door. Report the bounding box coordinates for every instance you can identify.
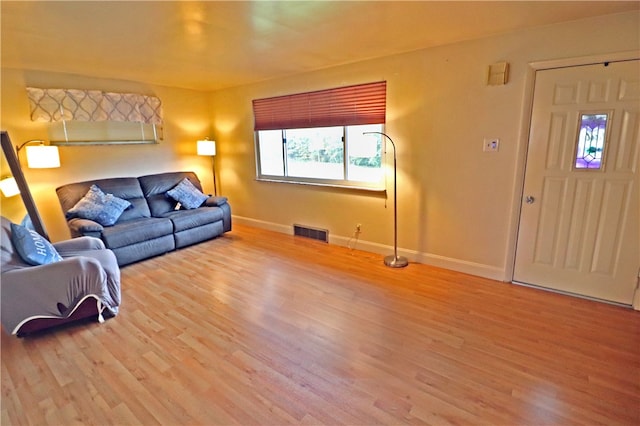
[514,60,640,304]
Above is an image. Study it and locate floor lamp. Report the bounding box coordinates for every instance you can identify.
[1,132,60,240]
[364,131,408,268]
[197,139,217,196]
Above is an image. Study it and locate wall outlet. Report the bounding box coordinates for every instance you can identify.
[483,138,500,152]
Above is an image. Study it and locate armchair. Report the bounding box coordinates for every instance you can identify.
[0,216,121,336]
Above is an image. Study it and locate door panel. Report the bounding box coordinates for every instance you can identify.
[514,60,639,304]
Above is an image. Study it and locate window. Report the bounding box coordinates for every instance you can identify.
[49,121,162,145]
[256,123,383,187]
[253,81,386,190]
[575,113,608,170]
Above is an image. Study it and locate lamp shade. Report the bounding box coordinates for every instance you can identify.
[0,176,20,197]
[197,140,216,156]
[25,145,60,168]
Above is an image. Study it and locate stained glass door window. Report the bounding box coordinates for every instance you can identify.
[575,113,608,169]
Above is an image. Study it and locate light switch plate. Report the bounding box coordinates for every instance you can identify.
[483,138,500,152]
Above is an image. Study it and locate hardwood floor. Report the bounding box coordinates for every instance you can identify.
[2,224,639,425]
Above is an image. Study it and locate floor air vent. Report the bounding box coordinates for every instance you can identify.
[293,224,329,243]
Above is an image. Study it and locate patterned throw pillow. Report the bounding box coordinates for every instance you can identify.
[67,184,131,226]
[166,178,207,209]
[10,223,63,266]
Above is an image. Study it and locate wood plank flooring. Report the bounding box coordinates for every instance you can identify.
[2,224,639,425]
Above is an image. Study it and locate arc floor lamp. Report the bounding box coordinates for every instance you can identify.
[364,131,408,268]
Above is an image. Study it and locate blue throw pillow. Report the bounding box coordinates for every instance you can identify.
[10,223,63,266]
[67,184,131,226]
[166,178,207,209]
[20,214,35,231]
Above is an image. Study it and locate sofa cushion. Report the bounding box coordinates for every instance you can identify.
[139,171,205,217]
[67,185,131,226]
[10,223,63,266]
[162,207,224,232]
[57,178,151,223]
[174,221,224,249]
[101,217,173,249]
[166,178,208,209]
[110,235,175,266]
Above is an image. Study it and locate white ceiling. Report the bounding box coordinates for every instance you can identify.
[2,1,638,91]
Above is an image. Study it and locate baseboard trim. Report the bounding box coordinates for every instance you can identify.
[233,216,292,234]
[232,215,506,281]
[414,252,505,281]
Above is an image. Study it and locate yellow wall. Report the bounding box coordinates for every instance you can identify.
[210,11,640,279]
[1,11,638,280]
[0,153,26,223]
[1,69,214,241]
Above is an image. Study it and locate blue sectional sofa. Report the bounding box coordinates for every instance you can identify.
[56,171,231,266]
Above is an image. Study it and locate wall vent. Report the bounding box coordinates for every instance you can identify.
[293,224,329,243]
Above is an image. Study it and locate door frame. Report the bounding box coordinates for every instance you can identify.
[504,50,640,307]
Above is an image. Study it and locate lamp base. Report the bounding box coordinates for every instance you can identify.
[384,255,409,268]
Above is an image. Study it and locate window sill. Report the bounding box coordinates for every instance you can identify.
[256,177,386,194]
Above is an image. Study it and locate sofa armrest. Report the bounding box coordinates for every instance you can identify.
[54,236,106,254]
[68,218,104,237]
[204,195,228,207]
